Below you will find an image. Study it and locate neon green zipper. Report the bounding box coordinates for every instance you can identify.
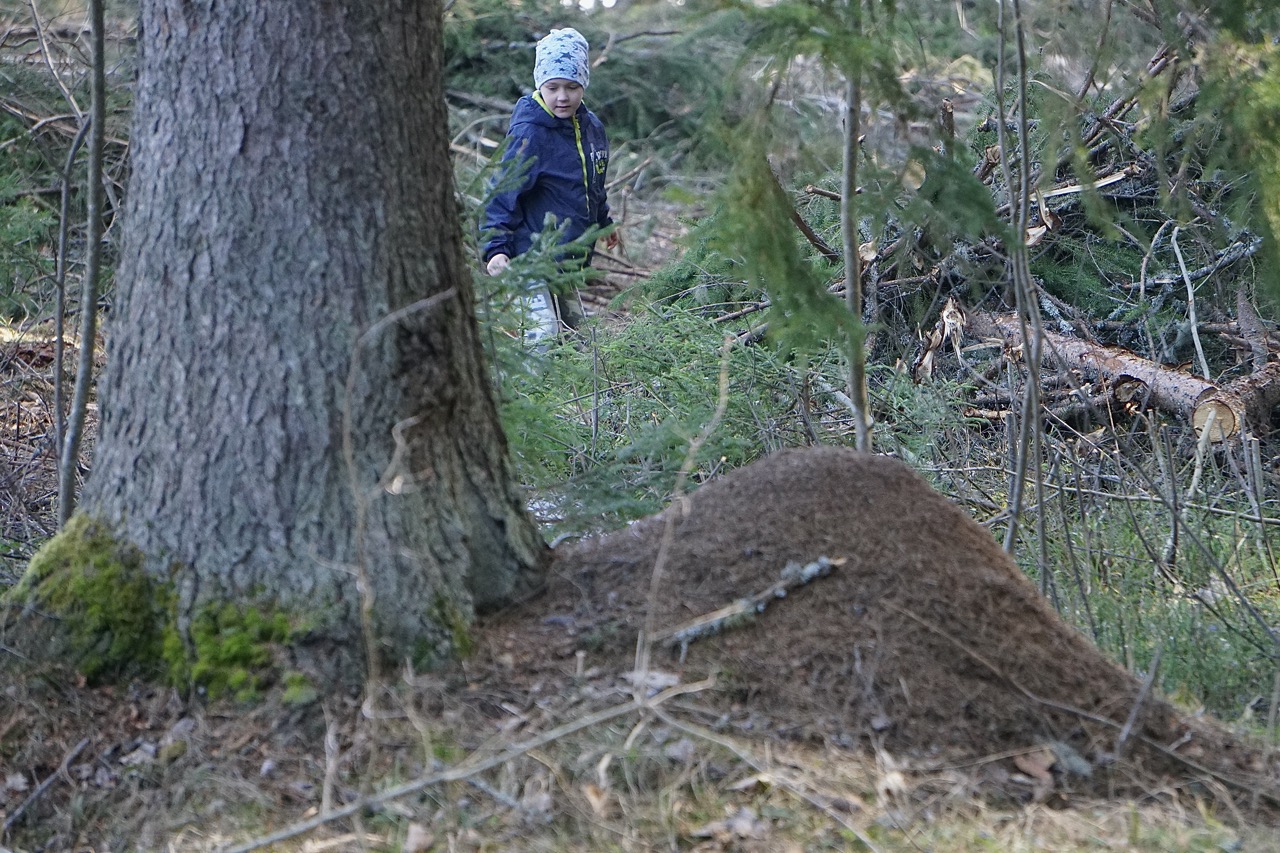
[534,92,590,206]
[573,114,589,200]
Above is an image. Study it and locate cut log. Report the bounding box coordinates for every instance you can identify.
[970,313,1266,440]
[1191,388,1244,441]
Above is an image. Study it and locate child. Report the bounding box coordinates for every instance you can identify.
[482,27,618,344]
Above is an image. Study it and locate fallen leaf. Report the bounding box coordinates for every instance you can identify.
[623,669,680,694]
[725,805,766,838]
[664,737,696,763]
[728,772,774,792]
[403,823,434,853]
[1013,747,1056,802]
[119,742,157,767]
[1013,747,1054,783]
[161,716,196,746]
[940,297,965,343]
[521,771,552,815]
[582,782,611,818]
[691,805,767,840]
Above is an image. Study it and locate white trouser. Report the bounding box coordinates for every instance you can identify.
[522,285,560,348]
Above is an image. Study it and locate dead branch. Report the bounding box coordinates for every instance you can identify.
[711,300,771,324]
[802,184,843,202]
[1235,284,1270,373]
[652,556,842,661]
[2,737,89,836]
[769,170,839,263]
[607,156,652,192]
[1143,236,1261,289]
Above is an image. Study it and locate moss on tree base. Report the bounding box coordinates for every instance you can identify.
[8,515,166,682]
[5,515,318,703]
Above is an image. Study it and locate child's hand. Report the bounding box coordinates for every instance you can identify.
[604,230,621,251]
[486,254,510,276]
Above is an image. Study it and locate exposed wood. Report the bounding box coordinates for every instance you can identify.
[970,312,1270,440]
[802,184,844,202]
[1225,361,1280,436]
[1038,164,1137,199]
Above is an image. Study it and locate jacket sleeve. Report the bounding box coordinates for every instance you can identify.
[597,172,612,230]
[481,130,539,262]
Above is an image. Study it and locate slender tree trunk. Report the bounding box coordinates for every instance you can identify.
[81,0,547,679]
[842,0,872,452]
[58,0,105,524]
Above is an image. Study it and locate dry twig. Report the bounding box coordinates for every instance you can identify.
[1,737,88,837]
[218,678,716,853]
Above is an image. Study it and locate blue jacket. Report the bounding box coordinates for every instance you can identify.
[482,93,611,263]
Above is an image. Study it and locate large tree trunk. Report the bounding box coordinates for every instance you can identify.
[81,0,547,678]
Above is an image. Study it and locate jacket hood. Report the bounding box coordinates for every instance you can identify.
[510,93,582,131]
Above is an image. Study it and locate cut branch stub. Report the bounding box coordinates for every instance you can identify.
[1112,376,1145,404]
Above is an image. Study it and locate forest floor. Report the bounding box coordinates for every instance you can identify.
[3,213,1280,851]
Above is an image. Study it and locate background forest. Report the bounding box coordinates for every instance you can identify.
[4,0,1280,849]
[448,0,1280,726]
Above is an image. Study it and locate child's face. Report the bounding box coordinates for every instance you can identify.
[538,79,585,118]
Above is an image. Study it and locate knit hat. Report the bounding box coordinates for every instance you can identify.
[534,28,590,89]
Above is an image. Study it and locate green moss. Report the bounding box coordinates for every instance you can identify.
[432,595,474,659]
[168,601,294,701]
[281,671,319,706]
[10,515,165,682]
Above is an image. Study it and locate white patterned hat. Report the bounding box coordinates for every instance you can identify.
[534,28,590,89]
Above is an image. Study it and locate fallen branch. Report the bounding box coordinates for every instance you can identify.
[1038,163,1138,199]
[1144,236,1261,289]
[652,556,843,661]
[973,312,1257,440]
[769,170,839,263]
[802,184,844,202]
[607,156,653,192]
[711,300,771,324]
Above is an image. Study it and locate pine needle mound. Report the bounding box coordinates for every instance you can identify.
[494,447,1278,808]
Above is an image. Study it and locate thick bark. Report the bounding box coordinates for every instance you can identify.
[81,0,547,677]
[973,313,1276,440]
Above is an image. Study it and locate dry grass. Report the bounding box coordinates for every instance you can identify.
[1,649,1271,852]
[1,325,66,577]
